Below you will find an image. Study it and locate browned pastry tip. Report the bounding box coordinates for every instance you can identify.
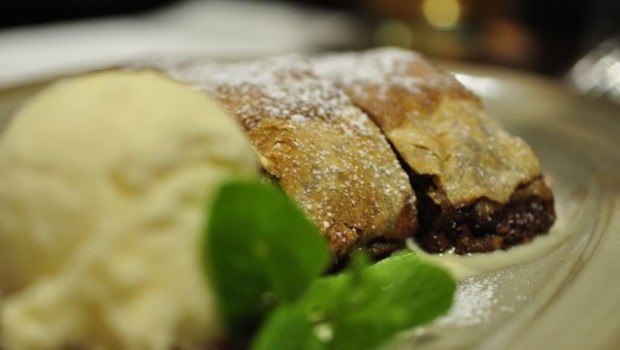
[314,47,556,254]
[141,56,418,261]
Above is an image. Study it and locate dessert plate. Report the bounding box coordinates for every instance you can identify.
[394,64,620,350]
[0,64,619,350]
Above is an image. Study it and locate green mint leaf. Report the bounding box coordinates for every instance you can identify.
[252,305,326,350]
[366,252,456,327]
[299,251,456,350]
[203,181,331,342]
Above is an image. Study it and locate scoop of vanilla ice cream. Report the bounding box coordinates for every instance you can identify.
[0,71,257,350]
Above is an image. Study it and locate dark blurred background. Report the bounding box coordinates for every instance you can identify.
[1,0,618,77]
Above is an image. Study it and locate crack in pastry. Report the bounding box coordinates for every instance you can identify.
[142,56,418,261]
[314,48,556,254]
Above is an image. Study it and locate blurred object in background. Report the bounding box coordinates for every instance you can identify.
[568,36,620,105]
[364,0,620,75]
[0,0,176,28]
[0,0,619,84]
[0,0,362,87]
[367,0,538,69]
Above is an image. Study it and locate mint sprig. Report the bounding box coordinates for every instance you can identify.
[294,252,455,350]
[203,181,456,349]
[252,305,326,350]
[204,181,330,341]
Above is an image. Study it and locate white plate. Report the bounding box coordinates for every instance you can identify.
[1,65,619,350]
[390,64,620,350]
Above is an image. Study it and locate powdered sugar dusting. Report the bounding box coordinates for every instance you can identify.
[130,55,416,251]
[139,56,370,133]
[313,47,462,101]
[314,47,541,205]
[436,277,499,327]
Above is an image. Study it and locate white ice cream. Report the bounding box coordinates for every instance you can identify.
[0,71,257,350]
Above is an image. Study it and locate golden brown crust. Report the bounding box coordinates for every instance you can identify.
[314,48,542,206]
[146,57,418,260]
[314,48,555,254]
[339,60,478,132]
[131,49,555,256]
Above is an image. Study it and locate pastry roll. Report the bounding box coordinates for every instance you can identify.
[314,48,555,254]
[146,57,418,260]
